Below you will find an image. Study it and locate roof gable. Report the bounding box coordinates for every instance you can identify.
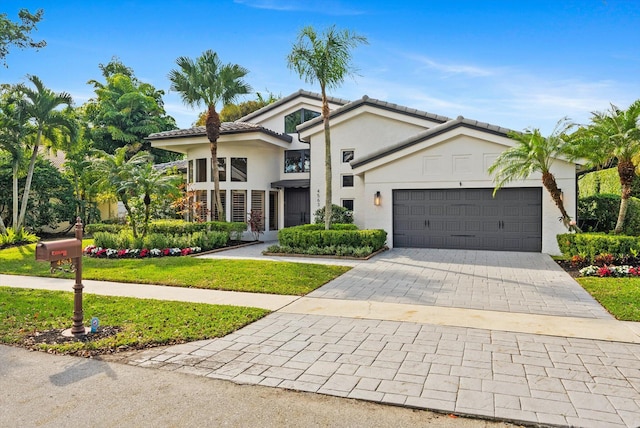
[297,95,451,136]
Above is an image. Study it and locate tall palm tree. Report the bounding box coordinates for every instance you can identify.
[489,119,577,230]
[16,75,76,230]
[168,50,251,221]
[93,146,152,238]
[571,100,640,233]
[287,25,368,229]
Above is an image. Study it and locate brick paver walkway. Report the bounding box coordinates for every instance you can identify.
[106,248,640,427]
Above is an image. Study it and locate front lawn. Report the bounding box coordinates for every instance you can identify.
[576,277,640,321]
[0,287,268,356]
[0,243,351,296]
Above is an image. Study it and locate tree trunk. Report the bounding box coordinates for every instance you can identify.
[12,162,18,228]
[142,193,151,237]
[17,129,42,230]
[120,194,138,239]
[206,105,224,221]
[0,215,6,235]
[541,171,575,229]
[321,87,332,230]
[614,159,635,234]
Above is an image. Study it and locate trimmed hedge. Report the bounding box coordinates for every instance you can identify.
[557,233,640,261]
[86,220,247,240]
[93,230,228,251]
[278,224,387,250]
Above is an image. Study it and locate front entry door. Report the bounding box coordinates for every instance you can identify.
[284,188,310,227]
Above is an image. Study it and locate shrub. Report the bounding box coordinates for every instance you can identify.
[93,230,229,251]
[578,194,640,234]
[557,233,640,262]
[278,225,387,251]
[0,228,39,248]
[85,223,125,235]
[314,204,354,224]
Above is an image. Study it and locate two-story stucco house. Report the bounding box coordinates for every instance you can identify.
[148,89,579,254]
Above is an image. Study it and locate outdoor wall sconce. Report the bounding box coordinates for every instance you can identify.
[374,191,381,206]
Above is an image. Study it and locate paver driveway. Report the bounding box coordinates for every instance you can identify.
[120,248,640,428]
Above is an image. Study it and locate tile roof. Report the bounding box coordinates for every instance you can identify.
[351,115,515,169]
[238,89,350,122]
[297,95,452,133]
[153,159,187,172]
[146,122,292,143]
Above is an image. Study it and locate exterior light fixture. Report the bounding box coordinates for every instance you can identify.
[374,191,381,206]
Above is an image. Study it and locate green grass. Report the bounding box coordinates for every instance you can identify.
[0,242,351,295]
[0,287,268,355]
[576,277,640,321]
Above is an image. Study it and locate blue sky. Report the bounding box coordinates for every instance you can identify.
[3,0,639,133]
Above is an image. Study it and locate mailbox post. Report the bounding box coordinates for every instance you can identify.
[35,217,86,336]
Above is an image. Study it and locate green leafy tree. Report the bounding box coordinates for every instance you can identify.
[92,146,153,238]
[570,100,640,233]
[84,58,179,162]
[0,8,46,67]
[489,119,578,230]
[168,50,252,220]
[195,91,280,125]
[15,75,77,231]
[0,157,75,232]
[0,85,30,233]
[287,25,368,229]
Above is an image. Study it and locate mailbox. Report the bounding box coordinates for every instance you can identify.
[35,239,82,262]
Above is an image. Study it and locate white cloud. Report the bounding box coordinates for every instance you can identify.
[234,0,365,15]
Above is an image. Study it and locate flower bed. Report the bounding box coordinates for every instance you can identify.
[84,245,202,259]
[579,265,640,277]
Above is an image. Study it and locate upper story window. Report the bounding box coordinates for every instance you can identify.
[342,150,354,163]
[342,174,354,187]
[212,158,226,182]
[284,149,310,173]
[284,108,320,133]
[195,158,207,182]
[231,157,247,182]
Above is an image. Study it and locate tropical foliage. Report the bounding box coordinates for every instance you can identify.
[489,118,577,230]
[84,58,178,162]
[287,25,367,229]
[570,100,640,233]
[0,8,46,67]
[169,50,251,221]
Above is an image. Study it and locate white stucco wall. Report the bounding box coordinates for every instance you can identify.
[355,133,577,254]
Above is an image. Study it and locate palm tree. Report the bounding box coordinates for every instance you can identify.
[168,50,251,221]
[0,85,30,233]
[93,146,152,238]
[489,119,577,230]
[287,25,368,229]
[16,75,76,230]
[571,100,640,233]
[135,162,181,237]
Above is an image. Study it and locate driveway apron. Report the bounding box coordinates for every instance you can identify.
[115,249,640,428]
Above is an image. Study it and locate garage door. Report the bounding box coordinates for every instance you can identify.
[393,188,542,252]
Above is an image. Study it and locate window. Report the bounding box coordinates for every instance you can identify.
[342,150,354,163]
[231,190,247,222]
[284,149,310,173]
[195,190,208,221]
[212,158,226,182]
[188,160,193,183]
[211,190,226,221]
[284,108,320,133]
[342,175,354,187]
[342,199,354,211]
[231,157,247,182]
[269,191,278,231]
[195,158,207,182]
[251,190,265,231]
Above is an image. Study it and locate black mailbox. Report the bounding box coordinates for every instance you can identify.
[35,239,82,262]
